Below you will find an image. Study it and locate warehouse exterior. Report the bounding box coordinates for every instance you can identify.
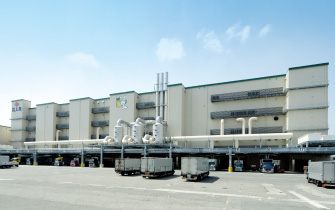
[10,63,329,150]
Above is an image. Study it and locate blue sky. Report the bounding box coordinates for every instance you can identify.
[0,0,334,134]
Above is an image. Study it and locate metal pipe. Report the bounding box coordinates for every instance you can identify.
[160,73,164,118]
[220,119,224,135]
[164,72,168,121]
[96,127,101,139]
[236,118,246,134]
[170,133,293,141]
[56,130,62,149]
[156,73,160,118]
[24,139,106,146]
[236,118,245,148]
[248,117,258,134]
[117,119,131,127]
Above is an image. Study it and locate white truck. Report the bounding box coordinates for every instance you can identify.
[307,161,335,187]
[181,157,209,181]
[0,156,19,169]
[115,158,141,176]
[141,157,174,178]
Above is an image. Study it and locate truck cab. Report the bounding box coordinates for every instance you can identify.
[11,157,21,164]
[54,157,64,166]
[89,158,99,167]
[260,159,274,173]
[70,160,79,167]
[234,160,244,172]
[208,159,217,171]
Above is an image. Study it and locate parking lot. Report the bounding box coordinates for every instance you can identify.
[1,166,335,210]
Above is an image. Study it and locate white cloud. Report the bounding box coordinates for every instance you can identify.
[197,31,223,53]
[156,38,185,62]
[67,52,99,68]
[225,22,250,42]
[259,24,271,37]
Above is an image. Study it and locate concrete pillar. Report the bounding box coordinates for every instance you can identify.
[100,145,104,168]
[228,148,233,172]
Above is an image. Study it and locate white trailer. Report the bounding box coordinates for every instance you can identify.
[307,161,335,187]
[115,158,141,176]
[0,156,19,169]
[181,157,209,181]
[141,157,174,178]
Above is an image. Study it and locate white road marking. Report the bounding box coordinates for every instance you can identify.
[262,184,286,195]
[296,185,335,199]
[289,191,329,209]
[151,189,261,199]
[57,182,73,184]
[0,179,14,181]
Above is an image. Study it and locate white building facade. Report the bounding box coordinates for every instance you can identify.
[10,63,329,149]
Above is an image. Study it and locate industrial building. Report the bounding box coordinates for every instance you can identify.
[0,125,11,146]
[5,62,334,171]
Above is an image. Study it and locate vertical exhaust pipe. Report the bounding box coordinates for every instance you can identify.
[248,117,258,134]
[164,72,168,121]
[156,73,160,118]
[160,73,164,118]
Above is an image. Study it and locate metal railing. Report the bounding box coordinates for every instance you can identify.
[211,107,284,119]
[56,124,69,130]
[26,126,36,132]
[210,126,283,135]
[91,120,109,127]
[26,115,36,121]
[211,87,284,102]
[92,107,110,114]
[136,102,155,109]
[56,111,69,117]
[91,134,109,139]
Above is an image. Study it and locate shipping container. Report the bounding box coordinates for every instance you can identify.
[181,157,209,181]
[141,157,174,178]
[115,158,141,175]
[307,161,335,187]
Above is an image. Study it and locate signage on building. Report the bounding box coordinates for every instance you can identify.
[116,96,128,109]
[12,102,22,112]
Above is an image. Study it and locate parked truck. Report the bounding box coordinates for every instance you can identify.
[1,156,19,168]
[260,159,274,173]
[89,157,99,168]
[307,161,335,187]
[115,158,141,176]
[234,160,244,172]
[54,157,64,166]
[11,157,21,164]
[141,157,174,178]
[70,159,79,167]
[208,159,217,171]
[181,157,209,181]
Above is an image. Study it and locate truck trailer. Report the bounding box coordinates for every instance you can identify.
[141,157,174,178]
[181,157,209,181]
[307,161,335,187]
[115,158,141,175]
[1,156,19,168]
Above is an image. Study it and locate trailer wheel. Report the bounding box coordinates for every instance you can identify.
[317,181,322,187]
[307,178,312,183]
[121,172,125,176]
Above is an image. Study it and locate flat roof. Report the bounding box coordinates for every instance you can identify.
[289,62,329,71]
